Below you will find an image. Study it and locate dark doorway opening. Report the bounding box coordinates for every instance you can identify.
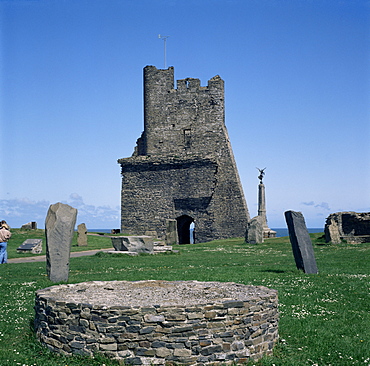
[176,215,194,244]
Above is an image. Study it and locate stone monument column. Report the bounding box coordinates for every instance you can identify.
[257,168,276,238]
[258,182,268,229]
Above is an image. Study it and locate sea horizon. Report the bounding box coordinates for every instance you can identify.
[88,228,324,238]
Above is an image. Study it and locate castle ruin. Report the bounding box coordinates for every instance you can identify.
[118,66,250,243]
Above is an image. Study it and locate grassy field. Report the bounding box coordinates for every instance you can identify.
[0,231,369,365]
[6,229,114,259]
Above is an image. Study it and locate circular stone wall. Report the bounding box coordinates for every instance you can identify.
[34,280,278,365]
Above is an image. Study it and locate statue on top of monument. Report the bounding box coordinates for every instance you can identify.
[257,167,266,184]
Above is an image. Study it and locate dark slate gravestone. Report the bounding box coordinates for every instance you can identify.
[284,210,318,274]
[17,239,42,254]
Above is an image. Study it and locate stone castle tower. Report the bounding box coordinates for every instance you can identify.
[118,66,250,243]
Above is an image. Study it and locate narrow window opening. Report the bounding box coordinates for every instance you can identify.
[184,129,191,149]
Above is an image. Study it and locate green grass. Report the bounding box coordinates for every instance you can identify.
[7,229,114,259]
[0,232,369,365]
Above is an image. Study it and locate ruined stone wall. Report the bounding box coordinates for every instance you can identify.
[325,211,370,244]
[120,156,218,243]
[140,66,227,157]
[118,66,249,243]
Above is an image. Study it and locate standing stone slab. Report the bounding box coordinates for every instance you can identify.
[245,216,264,244]
[284,210,318,274]
[165,219,178,245]
[45,203,77,282]
[77,223,88,246]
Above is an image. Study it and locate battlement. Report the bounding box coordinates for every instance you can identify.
[141,66,225,157]
[145,65,223,94]
[176,75,222,92]
[176,78,201,91]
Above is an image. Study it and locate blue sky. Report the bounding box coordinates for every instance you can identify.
[1,0,369,230]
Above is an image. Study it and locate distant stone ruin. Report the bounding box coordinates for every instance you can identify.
[325,211,370,244]
[21,221,37,230]
[118,66,250,243]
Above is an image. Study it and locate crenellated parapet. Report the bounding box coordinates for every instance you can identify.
[141,66,225,158]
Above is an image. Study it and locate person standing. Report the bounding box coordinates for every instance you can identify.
[0,220,11,264]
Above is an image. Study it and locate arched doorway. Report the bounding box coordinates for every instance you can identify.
[176,215,194,244]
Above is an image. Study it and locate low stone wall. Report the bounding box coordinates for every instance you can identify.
[34,280,279,365]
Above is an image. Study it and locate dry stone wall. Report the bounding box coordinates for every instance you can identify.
[34,280,279,365]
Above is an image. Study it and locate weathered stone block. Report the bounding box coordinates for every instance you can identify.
[139,326,155,334]
[201,344,223,356]
[17,239,42,254]
[156,347,172,357]
[165,219,178,245]
[245,216,264,244]
[111,236,154,254]
[77,223,88,246]
[136,348,155,356]
[173,348,192,357]
[45,202,77,282]
[99,343,117,351]
[70,341,84,349]
[144,314,165,323]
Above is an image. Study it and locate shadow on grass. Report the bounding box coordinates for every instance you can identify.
[260,269,287,273]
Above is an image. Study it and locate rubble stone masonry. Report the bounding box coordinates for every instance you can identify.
[118,66,249,243]
[35,280,279,365]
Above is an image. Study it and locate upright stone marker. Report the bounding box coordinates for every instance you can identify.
[45,203,77,282]
[165,219,178,245]
[245,216,264,244]
[77,223,88,246]
[284,210,318,274]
